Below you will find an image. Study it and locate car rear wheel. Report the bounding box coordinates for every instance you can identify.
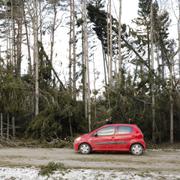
[79,143,91,154]
[130,143,143,155]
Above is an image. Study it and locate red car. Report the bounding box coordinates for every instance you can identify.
[74,124,146,155]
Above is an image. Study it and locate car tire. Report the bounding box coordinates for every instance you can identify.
[130,143,143,155]
[79,143,91,154]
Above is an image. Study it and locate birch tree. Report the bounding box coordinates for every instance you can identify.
[23,1,32,75]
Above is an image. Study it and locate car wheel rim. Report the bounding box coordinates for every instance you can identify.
[80,144,90,154]
[132,144,143,155]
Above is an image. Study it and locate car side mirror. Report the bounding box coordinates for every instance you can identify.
[93,133,98,137]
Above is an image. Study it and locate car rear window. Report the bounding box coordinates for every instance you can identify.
[116,126,133,134]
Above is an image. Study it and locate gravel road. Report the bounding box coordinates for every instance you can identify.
[0,148,180,173]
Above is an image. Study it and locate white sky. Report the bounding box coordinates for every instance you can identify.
[45,0,179,92]
[1,0,178,91]
[114,0,139,23]
[52,0,139,91]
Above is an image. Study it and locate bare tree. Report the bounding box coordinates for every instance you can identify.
[82,0,91,132]
[39,0,43,43]
[16,2,23,76]
[118,0,122,83]
[69,0,76,99]
[150,1,156,143]
[50,1,57,63]
[33,0,39,116]
[23,1,32,75]
[178,0,180,78]
[72,0,76,100]
[69,0,73,92]
[107,0,112,85]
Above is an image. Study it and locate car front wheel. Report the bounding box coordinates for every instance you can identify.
[130,143,143,155]
[79,143,91,154]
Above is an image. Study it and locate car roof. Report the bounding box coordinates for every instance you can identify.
[102,124,137,127]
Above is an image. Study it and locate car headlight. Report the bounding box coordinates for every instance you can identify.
[75,137,81,142]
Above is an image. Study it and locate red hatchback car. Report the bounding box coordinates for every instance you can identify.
[74,124,146,155]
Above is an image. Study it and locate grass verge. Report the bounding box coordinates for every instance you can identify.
[39,162,66,176]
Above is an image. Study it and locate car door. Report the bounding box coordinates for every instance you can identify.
[113,126,134,150]
[89,126,116,151]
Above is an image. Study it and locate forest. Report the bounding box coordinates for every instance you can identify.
[0,0,179,144]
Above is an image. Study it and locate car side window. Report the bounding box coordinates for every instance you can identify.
[96,126,115,136]
[116,126,133,134]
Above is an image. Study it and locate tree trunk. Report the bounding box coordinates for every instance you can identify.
[169,57,174,144]
[102,44,108,86]
[10,0,14,67]
[23,1,32,75]
[87,85,91,132]
[82,0,86,115]
[178,0,180,78]
[0,113,3,138]
[7,114,9,140]
[68,116,73,137]
[72,0,76,100]
[69,0,73,92]
[156,46,160,77]
[170,79,174,144]
[106,3,110,85]
[0,49,2,137]
[109,0,113,84]
[39,1,43,43]
[33,0,39,116]
[82,0,91,132]
[69,0,76,100]
[12,116,15,139]
[150,2,156,143]
[16,18,23,76]
[93,55,97,123]
[107,0,112,85]
[50,4,57,63]
[118,0,122,82]
[147,27,151,71]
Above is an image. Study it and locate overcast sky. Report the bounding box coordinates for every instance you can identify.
[113,0,139,23]
[18,0,179,91]
[51,0,179,91]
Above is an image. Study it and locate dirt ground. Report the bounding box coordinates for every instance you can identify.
[0,148,180,173]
